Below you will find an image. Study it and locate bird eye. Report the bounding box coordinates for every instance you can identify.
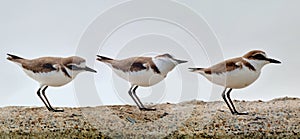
[253,54,266,60]
[67,65,79,70]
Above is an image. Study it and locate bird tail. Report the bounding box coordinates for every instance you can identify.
[188,68,205,74]
[96,55,114,63]
[7,53,25,63]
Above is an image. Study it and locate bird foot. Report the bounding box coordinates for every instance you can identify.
[50,109,64,112]
[139,108,157,111]
[233,111,249,115]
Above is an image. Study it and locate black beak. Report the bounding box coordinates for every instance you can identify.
[84,66,97,73]
[174,59,188,64]
[268,58,281,64]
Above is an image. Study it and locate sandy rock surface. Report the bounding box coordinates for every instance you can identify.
[0,97,299,138]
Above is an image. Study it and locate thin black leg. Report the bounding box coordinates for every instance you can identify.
[132,86,156,111]
[41,86,64,112]
[128,85,143,109]
[37,86,52,111]
[132,86,145,108]
[226,89,248,115]
[221,88,235,114]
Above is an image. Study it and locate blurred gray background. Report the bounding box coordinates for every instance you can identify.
[0,0,298,107]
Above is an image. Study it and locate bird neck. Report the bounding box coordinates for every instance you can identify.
[65,68,81,79]
[243,58,266,71]
[152,58,176,76]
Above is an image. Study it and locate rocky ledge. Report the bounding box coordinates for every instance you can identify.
[0,97,299,138]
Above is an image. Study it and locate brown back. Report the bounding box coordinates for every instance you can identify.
[106,57,161,74]
[22,56,85,73]
[203,57,256,74]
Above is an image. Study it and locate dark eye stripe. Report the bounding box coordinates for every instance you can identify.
[67,65,80,70]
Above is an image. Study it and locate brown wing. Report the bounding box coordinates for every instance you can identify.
[111,57,161,74]
[204,57,243,74]
[22,57,61,73]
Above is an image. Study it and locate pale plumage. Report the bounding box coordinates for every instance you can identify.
[190,50,281,115]
[7,54,97,112]
[97,53,187,111]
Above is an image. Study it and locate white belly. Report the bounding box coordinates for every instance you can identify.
[113,69,165,87]
[205,68,260,89]
[23,69,73,87]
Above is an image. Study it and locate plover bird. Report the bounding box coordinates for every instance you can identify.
[7,54,97,112]
[189,50,281,115]
[96,53,187,111]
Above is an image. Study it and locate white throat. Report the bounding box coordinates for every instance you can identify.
[243,58,267,71]
[65,68,82,79]
[152,58,176,76]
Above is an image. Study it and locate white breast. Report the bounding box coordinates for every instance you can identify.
[23,69,73,87]
[113,69,165,87]
[204,67,261,89]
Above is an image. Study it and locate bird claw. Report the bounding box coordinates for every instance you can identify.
[139,108,157,111]
[233,112,249,115]
[50,109,64,112]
